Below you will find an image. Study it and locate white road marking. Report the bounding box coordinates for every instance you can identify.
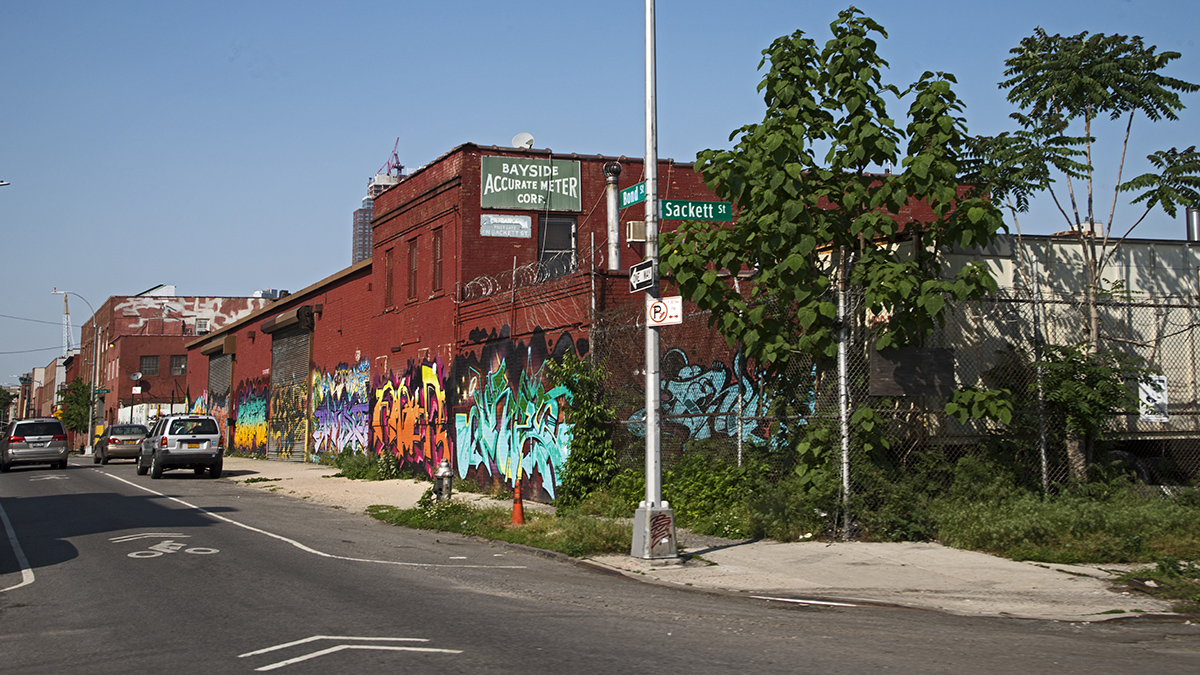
[239,636,460,672]
[97,469,527,570]
[0,500,35,592]
[110,532,188,542]
[751,595,858,608]
[239,635,430,657]
[29,476,68,481]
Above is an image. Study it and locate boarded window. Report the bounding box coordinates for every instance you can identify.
[383,247,395,306]
[408,238,418,300]
[432,228,443,292]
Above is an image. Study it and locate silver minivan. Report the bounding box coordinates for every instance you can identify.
[0,418,69,472]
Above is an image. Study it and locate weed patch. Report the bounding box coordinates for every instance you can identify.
[366,491,630,558]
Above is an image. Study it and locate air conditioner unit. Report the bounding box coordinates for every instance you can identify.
[626,220,646,243]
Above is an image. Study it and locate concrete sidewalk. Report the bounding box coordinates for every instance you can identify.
[219,456,1177,623]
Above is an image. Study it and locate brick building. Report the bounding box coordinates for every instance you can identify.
[75,288,273,430]
[186,143,727,500]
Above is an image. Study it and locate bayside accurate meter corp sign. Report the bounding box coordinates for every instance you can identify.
[481,156,582,211]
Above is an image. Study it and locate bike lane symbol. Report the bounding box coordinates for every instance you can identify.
[110,532,219,558]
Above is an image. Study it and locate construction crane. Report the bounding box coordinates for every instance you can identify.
[378,138,404,177]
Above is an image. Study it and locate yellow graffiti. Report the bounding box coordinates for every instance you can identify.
[372,361,447,472]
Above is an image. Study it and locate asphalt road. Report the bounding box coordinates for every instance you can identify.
[2,456,1199,674]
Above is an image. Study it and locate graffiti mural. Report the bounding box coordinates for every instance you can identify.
[452,327,582,499]
[233,378,269,456]
[629,349,811,444]
[311,360,371,458]
[372,360,448,476]
[269,384,308,460]
[189,391,208,415]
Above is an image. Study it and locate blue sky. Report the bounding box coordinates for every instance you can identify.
[2,0,1198,384]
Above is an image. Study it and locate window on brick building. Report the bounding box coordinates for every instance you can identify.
[140,355,159,376]
[170,355,187,376]
[538,215,576,281]
[407,238,418,301]
[384,247,395,306]
[432,228,443,293]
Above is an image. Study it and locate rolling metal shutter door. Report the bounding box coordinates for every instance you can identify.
[268,326,310,461]
[208,354,232,409]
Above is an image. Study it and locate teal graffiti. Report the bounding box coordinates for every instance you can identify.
[454,359,573,498]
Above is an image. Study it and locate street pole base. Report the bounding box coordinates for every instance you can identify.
[631,504,677,560]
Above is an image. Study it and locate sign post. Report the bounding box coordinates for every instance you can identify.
[631,0,678,561]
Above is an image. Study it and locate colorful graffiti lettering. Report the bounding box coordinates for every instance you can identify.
[269,384,308,460]
[630,349,791,442]
[372,360,448,475]
[452,328,583,500]
[233,379,269,456]
[454,358,573,499]
[311,360,371,458]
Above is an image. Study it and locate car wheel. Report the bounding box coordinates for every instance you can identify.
[100,449,109,465]
[93,451,101,464]
[0,462,8,473]
[150,452,163,479]
[135,454,149,475]
[209,461,222,479]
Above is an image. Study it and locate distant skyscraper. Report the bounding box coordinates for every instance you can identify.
[352,173,402,264]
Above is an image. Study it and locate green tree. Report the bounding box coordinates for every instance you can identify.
[662,8,1003,377]
[56,377,93,436]
[970,28,1200,349]
[0,387,14,425]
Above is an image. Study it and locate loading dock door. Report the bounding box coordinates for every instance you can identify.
[208,353,232,445]
[268,325,311,461]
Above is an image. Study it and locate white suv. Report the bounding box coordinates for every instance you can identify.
[137,415,224,479]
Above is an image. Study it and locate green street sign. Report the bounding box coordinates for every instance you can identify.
[480,156,582,211]
[94,388,111,394]
[620,182,646,208]
[660,199,733,222]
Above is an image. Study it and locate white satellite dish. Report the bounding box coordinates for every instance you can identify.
[512,132,535,149]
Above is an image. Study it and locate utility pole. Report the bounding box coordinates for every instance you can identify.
[631,0,678,560]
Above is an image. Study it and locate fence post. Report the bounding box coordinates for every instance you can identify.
[1031,254,1050,493]
[838,250,851,539]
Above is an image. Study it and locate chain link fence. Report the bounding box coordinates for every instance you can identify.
[591,288,1200,538]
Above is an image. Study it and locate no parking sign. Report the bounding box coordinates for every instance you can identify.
[646,296,683,326]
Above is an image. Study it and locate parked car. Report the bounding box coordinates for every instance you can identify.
[93,424,150,464]
[137,415,224,479]
[0,418,69,472]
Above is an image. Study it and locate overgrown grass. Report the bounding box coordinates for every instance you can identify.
[366,491,631,558]
[932,489,1200,563]
[329,449,428,482]
[1115,557,1200,614]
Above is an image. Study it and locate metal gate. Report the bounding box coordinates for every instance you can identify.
[268,325,310,461]
[207,353,232,446]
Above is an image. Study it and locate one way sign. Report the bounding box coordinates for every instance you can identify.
[630,259,655,293]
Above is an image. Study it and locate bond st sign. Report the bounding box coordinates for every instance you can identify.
[480,156,582,211]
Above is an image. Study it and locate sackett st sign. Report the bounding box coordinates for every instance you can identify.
[481,156,582,211]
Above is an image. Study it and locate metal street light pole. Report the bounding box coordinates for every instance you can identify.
[52,289,100,455]
[631,0,678,561]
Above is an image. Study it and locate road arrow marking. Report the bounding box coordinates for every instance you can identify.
[240,636,461,671]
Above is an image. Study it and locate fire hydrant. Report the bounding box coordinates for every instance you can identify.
[433,459,454,501]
